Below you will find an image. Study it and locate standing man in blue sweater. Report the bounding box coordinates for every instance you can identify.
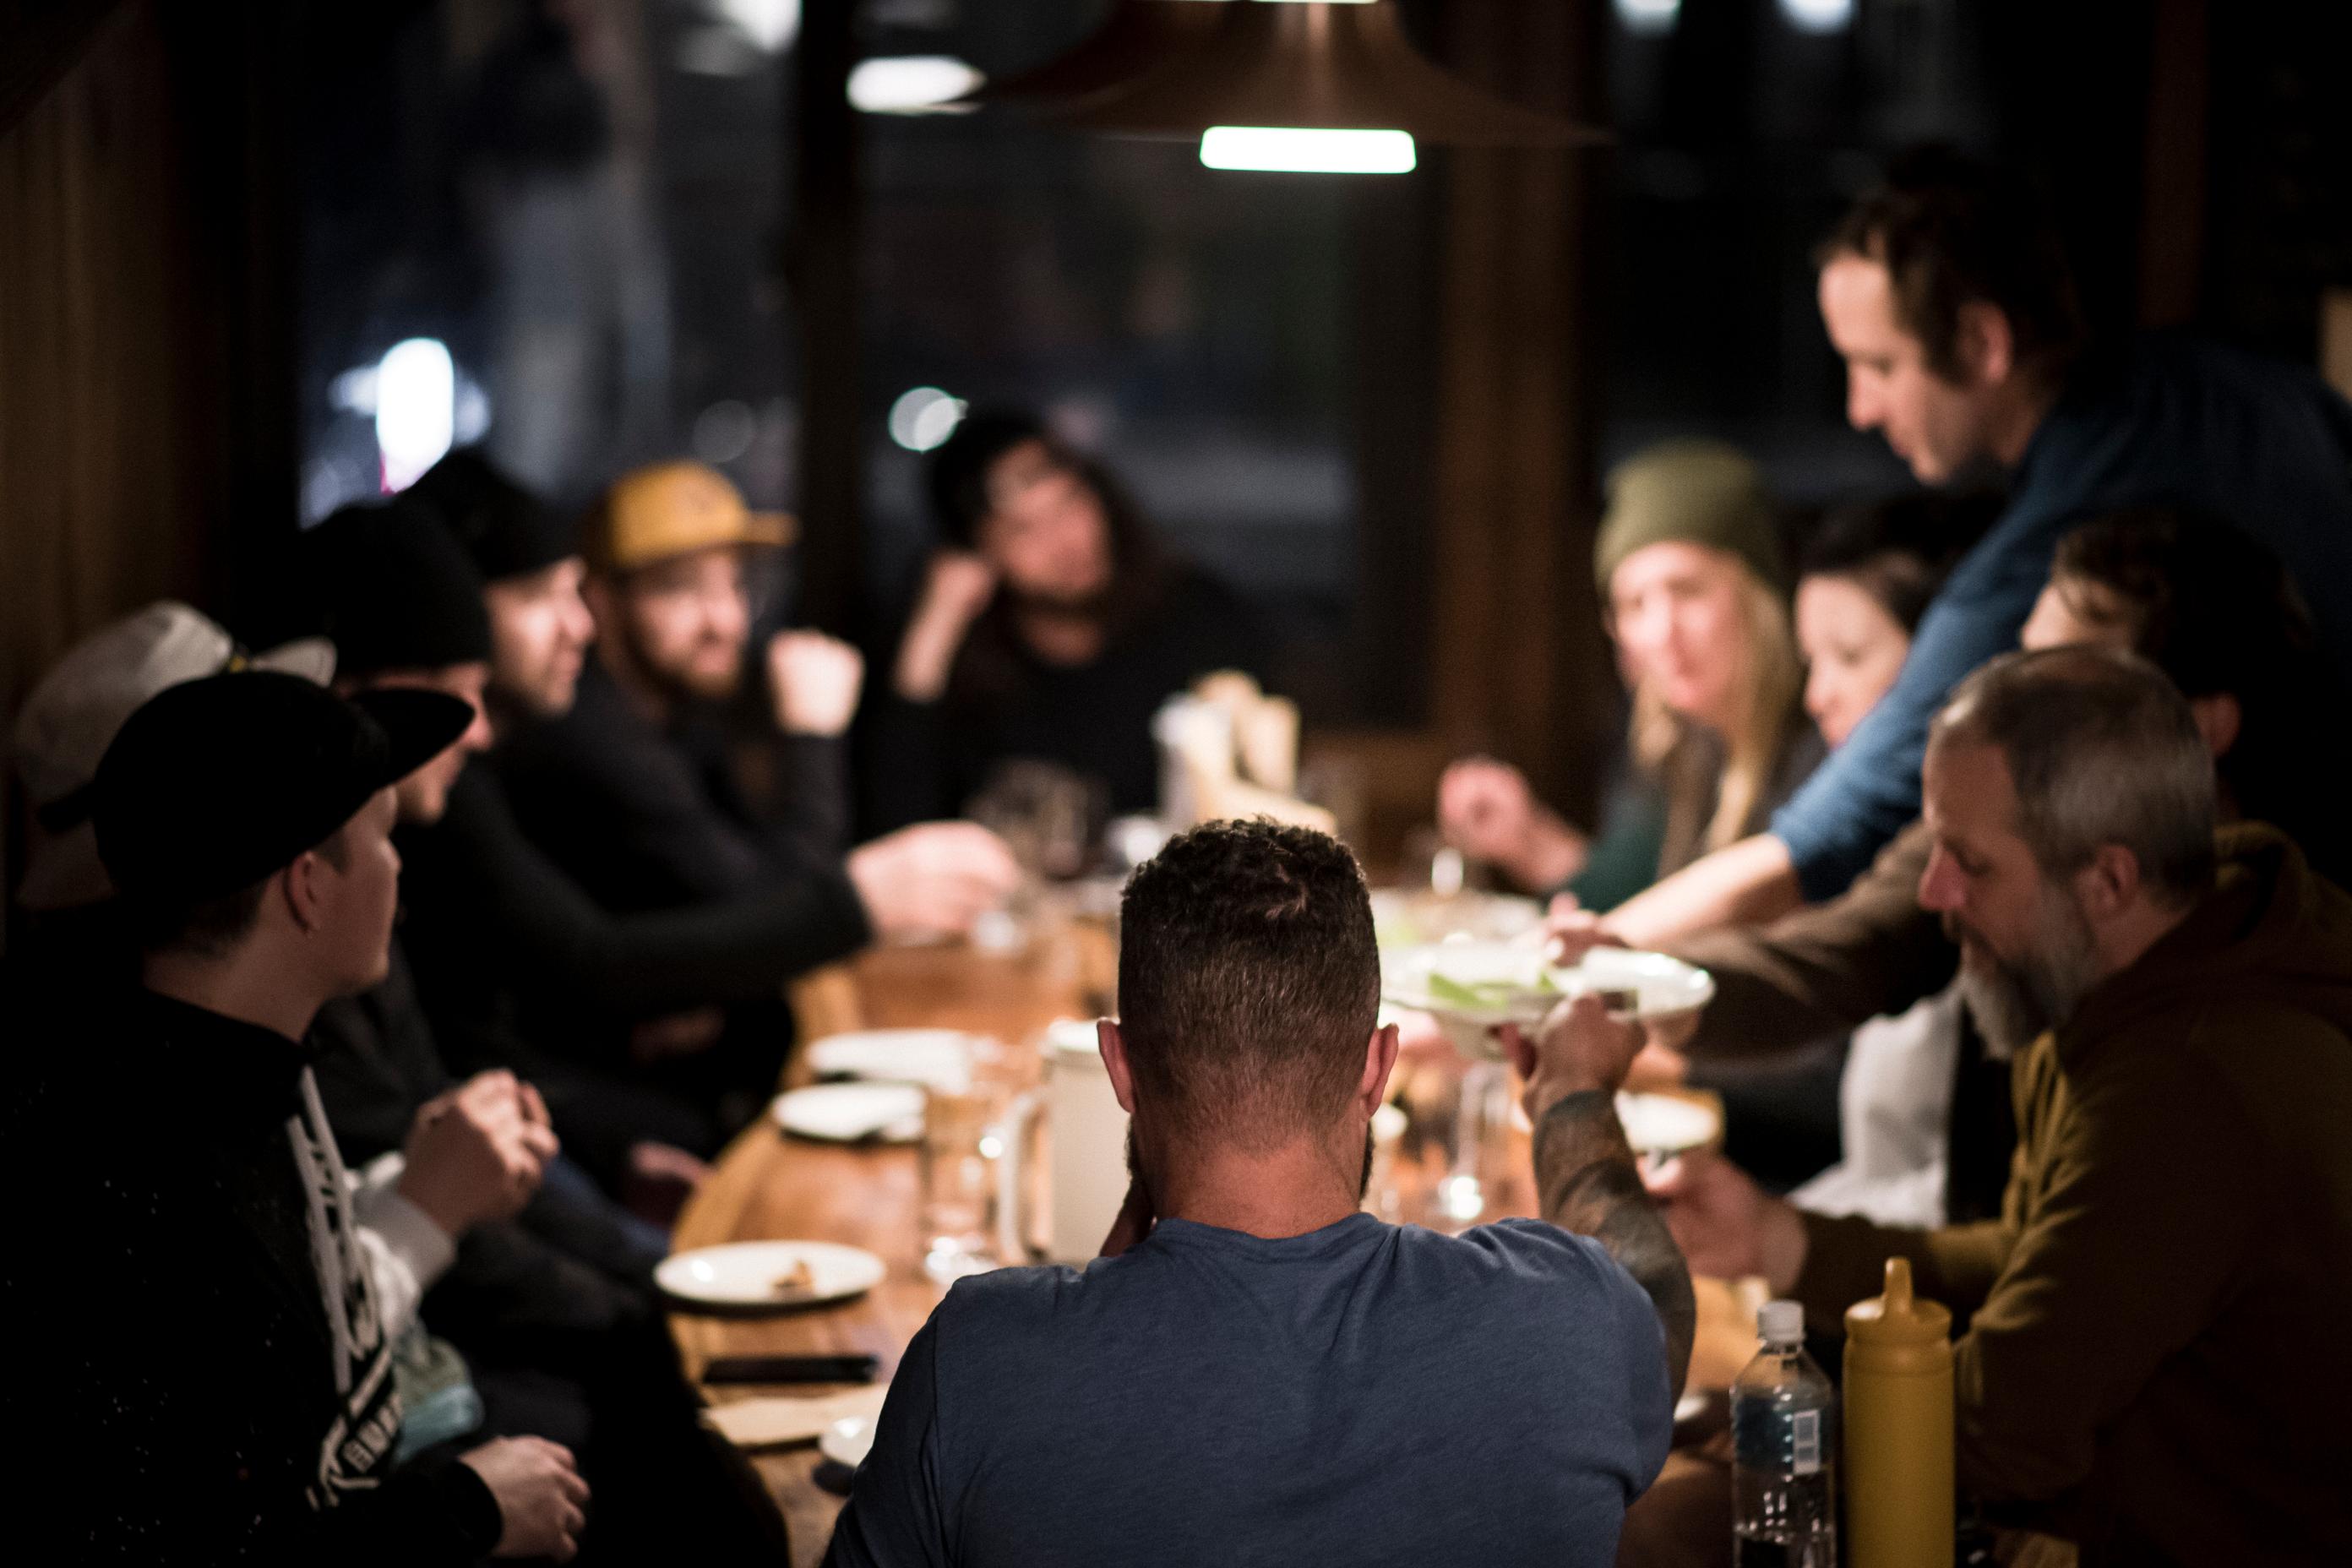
[1595,146,2352,947]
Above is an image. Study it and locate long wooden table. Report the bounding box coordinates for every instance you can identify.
[671,926,1111,1561]
[671,922,1757,1565]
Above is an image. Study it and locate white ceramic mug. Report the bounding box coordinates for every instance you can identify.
[998,1019,1131,1265]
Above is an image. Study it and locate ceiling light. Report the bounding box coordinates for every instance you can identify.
[1048,1,1605,168]
[849,56,985,114]
[1200,125,1415,174]
[1778,0,1854,34]
[1614,0,1680,37]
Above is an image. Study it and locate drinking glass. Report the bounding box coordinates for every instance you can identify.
[920,1084,1008,1282]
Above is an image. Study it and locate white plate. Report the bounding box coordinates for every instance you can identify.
[820,1413,877,1469]
[1380,941,1714,1061]
[1615,1092,1722,1157]
[806,1029,977,1094]
[656,1240,887,1311]
[1370,888,1544,948]
[773,1083,927,1144]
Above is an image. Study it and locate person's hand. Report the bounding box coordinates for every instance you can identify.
[893,552,999,702]
[767,629,865,736]
[1437,759,1587,890]
[1546,896,1630,966]
[1099,1175,1156,1258]
[398,1070,557,1236]
[1623,1037,1690,1092]
[847,821,1021,942]
[1644,1147,1808,1291]
[459,1435,591,1562]
[1506,994,1645,1124]
[629,1006,727,1064]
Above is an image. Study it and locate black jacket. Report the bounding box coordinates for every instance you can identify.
[3,988,501,1564]
[310,939,662,1353]
[495,661,852,916]
[395,758,869,1078]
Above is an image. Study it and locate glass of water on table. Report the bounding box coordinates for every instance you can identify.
[917,1039,1026,1283]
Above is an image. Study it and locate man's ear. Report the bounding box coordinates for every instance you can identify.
[580,574,621,638]
[1097,1018,1136,1115]
[280,854,326,934]
[1360,1022,1400,1117]
[2075,843,2143,926]
[2190,693,2242,763]
[1956,299,2017,387]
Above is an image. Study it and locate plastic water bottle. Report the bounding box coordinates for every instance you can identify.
[1732,1299,1839,1568]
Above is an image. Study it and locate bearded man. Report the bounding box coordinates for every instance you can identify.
[488,459,1015,1136]
[1653,647,2352,1565]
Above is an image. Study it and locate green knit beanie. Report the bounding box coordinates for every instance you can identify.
[1593,438,1786,596]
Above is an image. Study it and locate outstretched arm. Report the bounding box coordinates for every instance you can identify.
[1514,1000,1697,1396]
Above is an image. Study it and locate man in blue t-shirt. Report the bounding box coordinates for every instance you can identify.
[825,820,1690,1567]
[1598,146,2352,947]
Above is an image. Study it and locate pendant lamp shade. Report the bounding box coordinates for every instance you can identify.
[962,0,1229,110]
[1050,2,1605,149]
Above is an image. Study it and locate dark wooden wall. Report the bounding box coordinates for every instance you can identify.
[0,0,296,945]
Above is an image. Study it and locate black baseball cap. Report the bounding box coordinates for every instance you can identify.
[305,500,493,678]
[406,447,574,583]
[93,671,472,906]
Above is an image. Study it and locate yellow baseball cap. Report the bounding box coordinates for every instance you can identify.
[585,460,796,573]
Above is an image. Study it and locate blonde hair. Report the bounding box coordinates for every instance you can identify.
[1630,565,1802,862]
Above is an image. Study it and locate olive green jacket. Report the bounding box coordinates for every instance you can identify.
[1791,826,2352,1565]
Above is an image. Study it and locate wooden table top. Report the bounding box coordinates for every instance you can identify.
[670,920,1756,1566]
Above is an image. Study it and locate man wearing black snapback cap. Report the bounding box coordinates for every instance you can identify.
[6,672,588,1563]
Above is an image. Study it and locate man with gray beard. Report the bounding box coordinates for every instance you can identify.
[1657,648,2352,1565]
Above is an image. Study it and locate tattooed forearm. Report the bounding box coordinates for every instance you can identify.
[1533,1090,1696,1396]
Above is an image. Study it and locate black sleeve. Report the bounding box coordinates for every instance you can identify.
[765,733,855,861]
[410,765,872,1015]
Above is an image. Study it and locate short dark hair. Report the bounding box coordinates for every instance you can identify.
[2052,508,2350,880]
[1800,489,1997,634]
[1930,647,2217,907]
[1820,144,2086,386]
[1116,819,1380,1149]
[127,823,352,958]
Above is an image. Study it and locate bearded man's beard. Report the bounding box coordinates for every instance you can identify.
[637,626,743,705]
[1946,883,2101,1061]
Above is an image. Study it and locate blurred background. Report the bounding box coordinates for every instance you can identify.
[6,0,2350,896]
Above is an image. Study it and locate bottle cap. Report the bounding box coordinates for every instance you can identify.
[1758,1299,1804,1345]
[1844,1256,1952,1346]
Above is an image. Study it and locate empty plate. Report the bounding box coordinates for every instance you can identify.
[805,1029,977,1094]
[774,1082,926,1144]
[656,1239,887,1311]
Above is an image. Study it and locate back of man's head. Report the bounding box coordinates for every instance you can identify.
[1932,646,2218,908]
[1117,820,1380,1152]
[1821,144,2085,386]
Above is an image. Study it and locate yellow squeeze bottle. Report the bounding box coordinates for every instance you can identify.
[1843,1257,1954,1568]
